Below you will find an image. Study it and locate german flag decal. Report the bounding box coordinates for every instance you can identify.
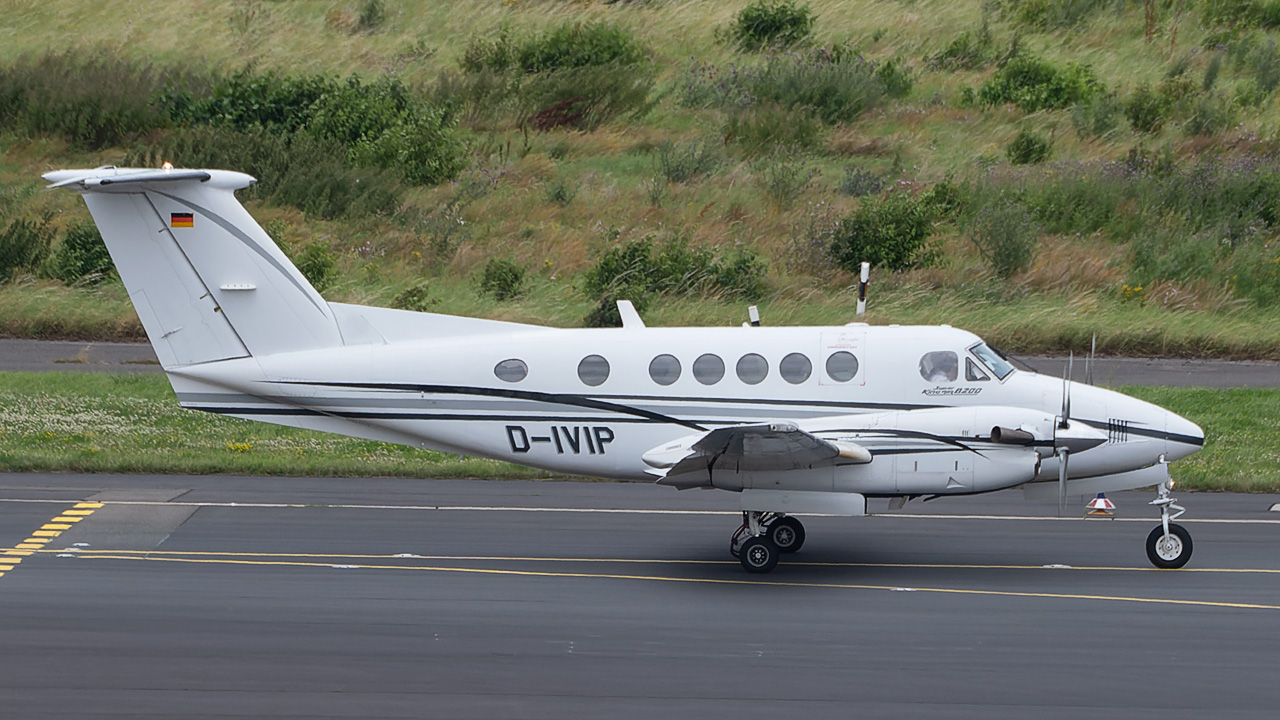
[170,212,194,228]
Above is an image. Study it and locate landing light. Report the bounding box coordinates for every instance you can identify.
[162,162,173,171]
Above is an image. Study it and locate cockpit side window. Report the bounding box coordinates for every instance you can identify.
[970,342,1015,380]
[965,357,991,382]
[919,351,958,383]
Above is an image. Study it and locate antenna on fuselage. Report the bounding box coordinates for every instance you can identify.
[748,305,760,327]
[856,262,870,315]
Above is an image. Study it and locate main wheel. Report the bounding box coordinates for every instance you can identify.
[768,516,806,554]
[1146,523,1193,569]
[739,536,779,574]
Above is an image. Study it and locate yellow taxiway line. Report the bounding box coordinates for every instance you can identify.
[41,550,1280,612]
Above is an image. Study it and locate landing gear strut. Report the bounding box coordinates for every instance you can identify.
[1146,479,1192,569]
[730,512,806,573]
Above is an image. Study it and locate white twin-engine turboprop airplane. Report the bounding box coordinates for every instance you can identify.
[46,166,1206,573]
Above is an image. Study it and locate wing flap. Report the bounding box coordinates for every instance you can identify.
[644,422,872,488]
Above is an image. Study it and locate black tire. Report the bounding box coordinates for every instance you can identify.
[768,516,806,554]
[739,536,779,573]
[1146,523,1193,569]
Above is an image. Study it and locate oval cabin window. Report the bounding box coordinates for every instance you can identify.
[780,353,812,384]
[825,352,859,382]
[494,358,528,383]
[577,355,611,387]
[649,354,682,386]
[736,353,769,385]
[693,354,725,385]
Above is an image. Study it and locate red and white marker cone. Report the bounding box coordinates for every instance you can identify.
[1087,493,1116,516]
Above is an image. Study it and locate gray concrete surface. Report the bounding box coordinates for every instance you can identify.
[2,473,1278,719]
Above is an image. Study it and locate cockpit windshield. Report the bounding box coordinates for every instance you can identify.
[970,342,1015,380]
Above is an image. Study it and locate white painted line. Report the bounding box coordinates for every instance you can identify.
[1,497,1279,523]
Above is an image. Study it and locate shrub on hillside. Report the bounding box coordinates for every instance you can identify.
[356,0,386,33]
[391,282,435,312]
[963,200,1039,278]
[1128,225,1222,288]
[680,49,912,125]
[517,22,648,72]
[1071,92,1122,138]
[1124,83,1168,133]
[653,137,723,184]
[1227,243,1280,307]
[1182,92,1238,137]
[518,64,656,131]
[828,191,942,273]
[0,214,53,282]
[838,166,884,197]
[1008,0,1116,30]
[170,72,466,187]
[729,0,815,51]
[455,22,654,131]
[49,223,114,284]
[970,153,1280,243]
[723,105,824,154]
[125,127,403,220]
[479,258,527,301]
[1006,128,1052,165]
[754,148,817,210]
[582,236,766,320]
[1203,0,1280,29]
[171,71,331,133]
[977,53,1104,112]
[925,23,996,71]
[463,22,648,73]
[0,53,184,149]
[291,240,339,294]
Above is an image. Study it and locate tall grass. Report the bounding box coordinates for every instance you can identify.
[3,1,1280,357]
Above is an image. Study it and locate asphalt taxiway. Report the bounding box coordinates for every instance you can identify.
[3,338,1279,387]
[2,473,1278,719]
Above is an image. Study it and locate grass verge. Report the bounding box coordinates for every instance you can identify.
[0,371,1275,492]
[0,372,549,479]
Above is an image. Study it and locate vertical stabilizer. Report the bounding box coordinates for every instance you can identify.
[44,168,341,368]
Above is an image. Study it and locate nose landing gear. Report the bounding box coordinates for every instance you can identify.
[730,512,806,573]
[1146,479,1192,569]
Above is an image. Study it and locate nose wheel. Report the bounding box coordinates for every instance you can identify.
[1147,480,1192,569]
[730,512,806,572]
[1146,523,1192,568]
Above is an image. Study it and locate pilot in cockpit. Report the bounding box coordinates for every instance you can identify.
[920,351,958,383]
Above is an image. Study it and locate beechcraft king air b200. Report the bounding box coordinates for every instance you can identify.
[45,166,1206,573]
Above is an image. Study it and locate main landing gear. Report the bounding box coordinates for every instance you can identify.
[1146,479,1192,569]
[730,511,806,573]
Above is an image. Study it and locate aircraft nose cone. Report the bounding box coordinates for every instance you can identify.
[1165,411,1204,461]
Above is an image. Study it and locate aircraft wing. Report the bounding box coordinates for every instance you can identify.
[643,422,872,489]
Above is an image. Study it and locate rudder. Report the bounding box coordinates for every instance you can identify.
[45,167,341,368]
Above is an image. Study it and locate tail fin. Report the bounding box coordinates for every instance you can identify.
[45,167,341,368]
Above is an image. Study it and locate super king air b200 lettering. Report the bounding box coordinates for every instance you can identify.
[45,166,1206,574]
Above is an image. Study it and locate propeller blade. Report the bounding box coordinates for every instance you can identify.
[1057,447,1069,515]
[1086,333,1096,386]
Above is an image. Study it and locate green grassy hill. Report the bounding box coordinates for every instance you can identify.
[3,0,1280,357]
